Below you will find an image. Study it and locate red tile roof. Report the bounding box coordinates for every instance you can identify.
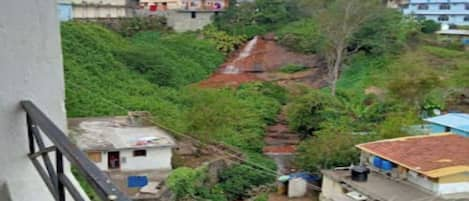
[356,134,469,178]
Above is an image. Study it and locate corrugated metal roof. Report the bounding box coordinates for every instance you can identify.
[424,113,469,133]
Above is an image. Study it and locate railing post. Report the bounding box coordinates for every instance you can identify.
[56,151,66,201]
[26,115,35,154]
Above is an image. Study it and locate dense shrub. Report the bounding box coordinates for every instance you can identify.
[117,31,224,87]
[420,19,440,34]
[295,122,364,172]
[219,165,275,201]
[286,90,344,135]
[214,0,294,37]
[202,25,247,54]
[277,19,323,53]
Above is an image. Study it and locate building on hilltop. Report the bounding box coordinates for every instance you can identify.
[57,0,139,21]
[400,0,469,26]
[321,134,469,201]
[383,0,409,8]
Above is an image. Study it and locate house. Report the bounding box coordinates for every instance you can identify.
[383,0,409,9]
[436,29,469,47]
[69,112,176,172]
[163,0,229,32]
[401,0,469,26]
[68,0,137,19]
[321,134,469,201]
[424,113,469,137]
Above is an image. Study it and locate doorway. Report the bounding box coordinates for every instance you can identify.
[108,151,120,170]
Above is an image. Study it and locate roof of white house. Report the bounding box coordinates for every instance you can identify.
[436,29,469,36]
[69,115,176,151]
[424,113,469,133]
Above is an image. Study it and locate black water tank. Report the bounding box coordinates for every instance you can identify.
[351,166,370,182]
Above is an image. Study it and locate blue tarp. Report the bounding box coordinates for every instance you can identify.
[128,176,148,188]
[288,172,321,183]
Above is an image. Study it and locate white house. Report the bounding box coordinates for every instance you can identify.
[69,113,176,172]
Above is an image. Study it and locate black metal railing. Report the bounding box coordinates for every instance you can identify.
[21,100,131,201]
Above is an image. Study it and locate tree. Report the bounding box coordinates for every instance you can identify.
[310,0,384,95]
[386,53,445,108]
[295,121,362,172]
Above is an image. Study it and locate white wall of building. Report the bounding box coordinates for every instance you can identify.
[407,171,439,193]
[121,148,173,171]
[0,1,87,201]
[93,147,173,171]
[437,182,469,195]
[72,6,128,18]
[70,0,127,5]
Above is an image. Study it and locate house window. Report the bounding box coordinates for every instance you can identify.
[465,3,469,10]
[439,3,450,10]
[133,149,147,157]
[445,126,451,132]
[417,4,429,10]
[416,15,426,20]
[438,15,449,21]
[191,11,197,19]
[87,151,102,162]
[465,16,469,22]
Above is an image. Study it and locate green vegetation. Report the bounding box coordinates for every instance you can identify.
[214,0,295,37]
[202,25,247,54]
[278,64,309,74]
[277,19,323,54]
[420,19,440,34]
[167,165,274,201]
[63,1,469,199]
[62,22,283,200]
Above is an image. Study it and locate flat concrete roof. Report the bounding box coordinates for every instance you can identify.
[322,170,447,201]
[69,116,175,151]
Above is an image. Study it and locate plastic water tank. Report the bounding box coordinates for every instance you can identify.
[373,156,382,169]
[381,160,393,172]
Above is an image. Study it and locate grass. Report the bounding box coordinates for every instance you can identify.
[278,64,309,74]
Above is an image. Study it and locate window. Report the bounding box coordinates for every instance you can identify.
[133,149,147,157]
[438,15,449,21]
[417,4,429,10]
[439,3,450,10]
[191,11,197,19]
[87,151,102,162]
[465,3,469,10]
[465,16,469,22]
[445,126,451,132]
[416,15,426,20]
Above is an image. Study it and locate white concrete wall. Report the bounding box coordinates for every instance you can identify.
[70,0,127,5]
[321,175,345,199]
[93,148,173,171]
[437,182,469,195]
[407,171,438,193]
[167,11,215,32]
[0,1,87,201]
[121,148,173,171]
[72,6,128,18]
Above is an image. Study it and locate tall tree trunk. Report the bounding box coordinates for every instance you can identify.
[330,46,343,96]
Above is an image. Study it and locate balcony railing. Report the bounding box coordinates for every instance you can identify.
[21,101,131,201]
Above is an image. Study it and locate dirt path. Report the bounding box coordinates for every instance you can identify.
[263,107,300,175]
